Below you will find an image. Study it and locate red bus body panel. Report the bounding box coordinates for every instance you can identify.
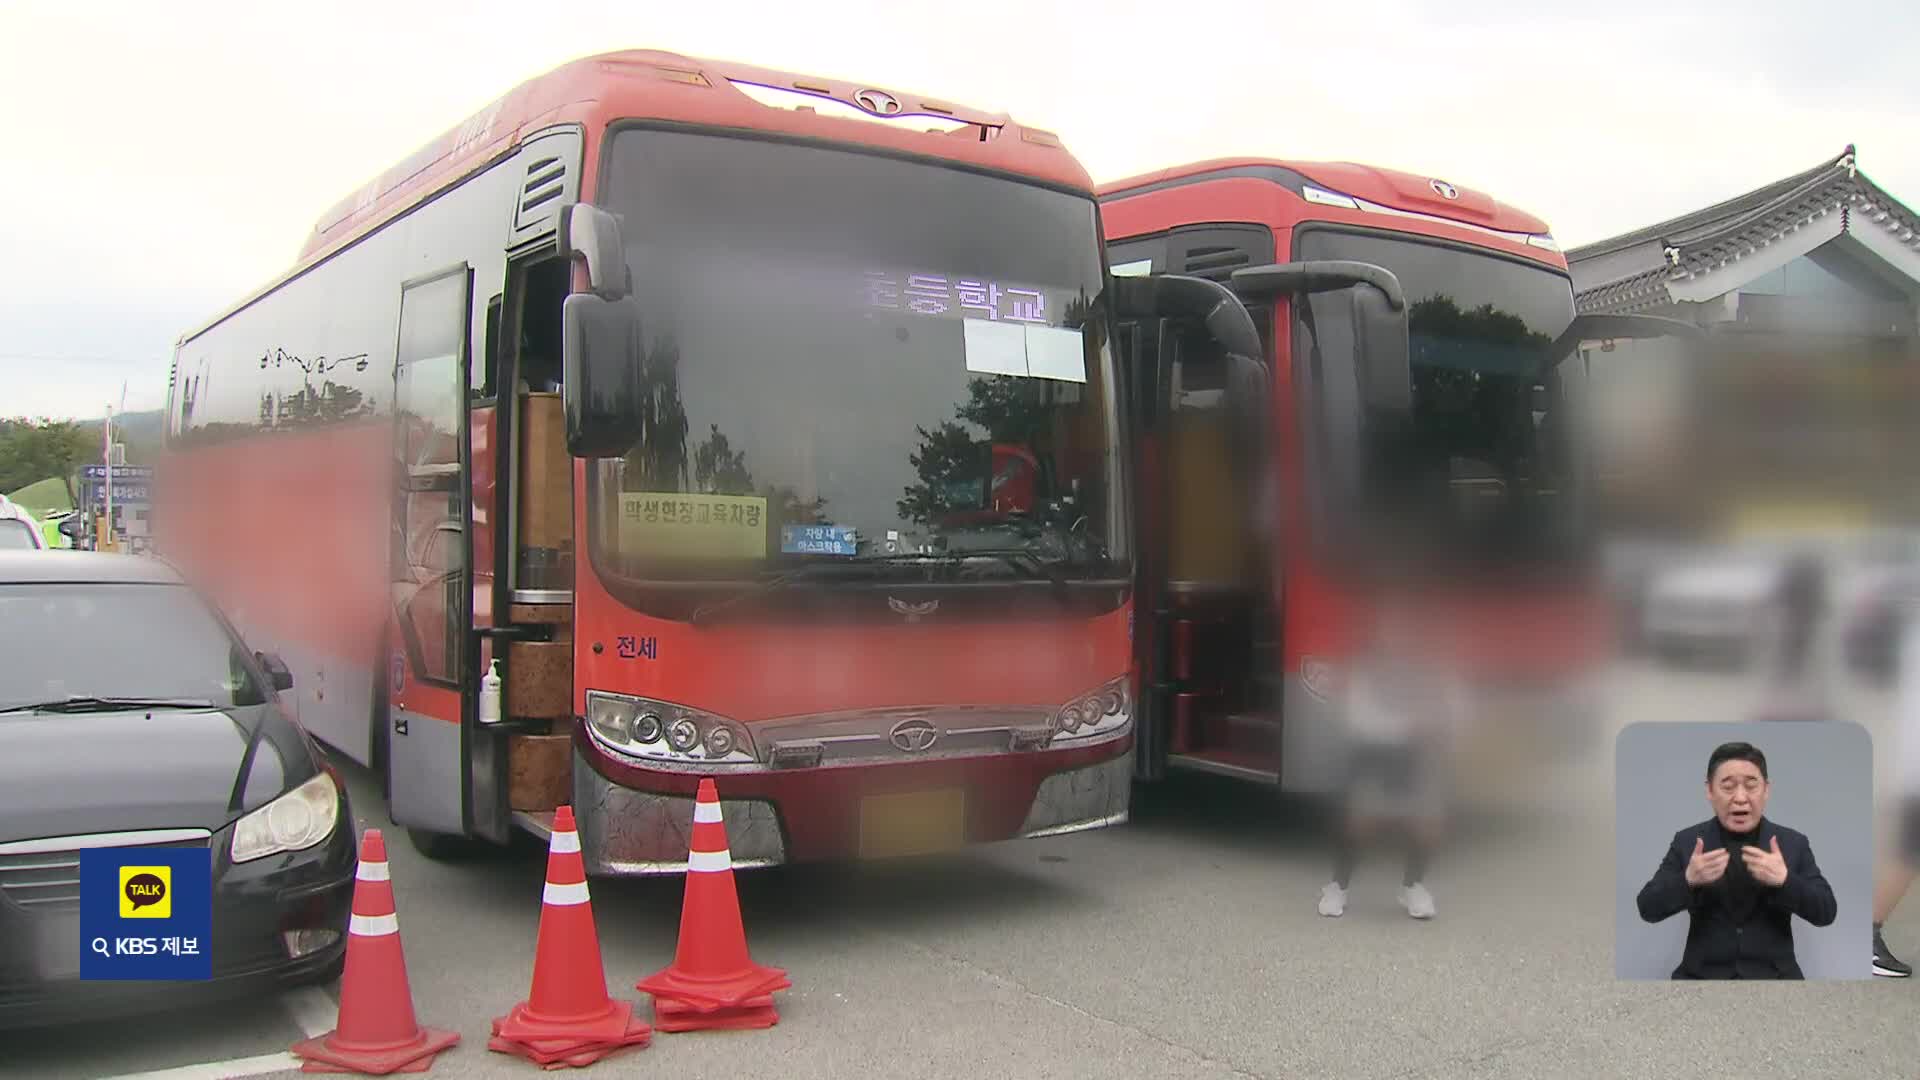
[162,50,1130,866]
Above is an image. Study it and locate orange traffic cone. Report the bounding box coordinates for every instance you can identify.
[290,829,460,1074]
[489,805,652,1068]
[636,779,790,1030]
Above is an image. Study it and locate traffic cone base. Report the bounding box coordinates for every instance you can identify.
[290,829,461,1075]
[293,1026,459,1075]
[486,1036,622,1071]
[651,994,780,1033]
[493,996,640,1046]
[636,965,791,1012]
[489,999,653,1065]
[487,1014,652,1069]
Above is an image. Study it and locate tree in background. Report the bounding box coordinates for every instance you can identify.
[0,418,95,505]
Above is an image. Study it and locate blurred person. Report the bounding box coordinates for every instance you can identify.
[1776,552,1826,680]
[1755,551,1833,722]
[1636,741,1837,979]
[1871,602,1918,977]
[1317,598,1462,921]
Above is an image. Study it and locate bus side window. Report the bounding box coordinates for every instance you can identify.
[509,254,575,592]
[515,260,569,393]
[476,294,502,401]
[1166,319,1251,587]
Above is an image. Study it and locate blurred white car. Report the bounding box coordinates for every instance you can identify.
[1642,556,1787,664]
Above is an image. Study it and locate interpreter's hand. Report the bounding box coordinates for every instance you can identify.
[1684,837,1730,887]
[1741,836,1790,887]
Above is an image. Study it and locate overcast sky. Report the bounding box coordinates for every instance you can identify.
[3,0,1915,420]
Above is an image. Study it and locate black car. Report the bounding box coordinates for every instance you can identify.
[0,551,355,1028]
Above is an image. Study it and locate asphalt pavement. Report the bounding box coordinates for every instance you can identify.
[6,654,1918,1080]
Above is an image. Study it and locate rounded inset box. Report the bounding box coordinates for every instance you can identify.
[1614,720,1873,980]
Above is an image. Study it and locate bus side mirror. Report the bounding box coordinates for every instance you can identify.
[58,517,84,540]
[557,203,632,300]
[561,292,646,459]
[256,651,295,692]
[1544,312,1703,375]
[1350,282,1411,417]
[1233,260,1411,418]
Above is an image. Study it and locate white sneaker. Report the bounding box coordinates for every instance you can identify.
[1400,883,1436,920]
[1318,882,1348,917]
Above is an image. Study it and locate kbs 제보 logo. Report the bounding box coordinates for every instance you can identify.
[81,846,212,981]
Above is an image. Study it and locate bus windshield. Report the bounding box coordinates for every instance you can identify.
[1297,228,1582,571]
[585,128,1125,602]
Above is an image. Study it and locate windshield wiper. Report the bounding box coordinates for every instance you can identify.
[0,696,219,716]
[939,549,1073,588]
[864,549,1092,592]
[688,549,1101,625]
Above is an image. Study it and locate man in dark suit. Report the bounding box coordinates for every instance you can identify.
[1636,741,1838,978]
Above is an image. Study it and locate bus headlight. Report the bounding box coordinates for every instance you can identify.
[1050,677,1132,745]
[583,691,757,765]
[231,772,339,864]
[587,696,639,742]
[667,716,700,752]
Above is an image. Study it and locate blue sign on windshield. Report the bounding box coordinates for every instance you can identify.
[781,525,858,557]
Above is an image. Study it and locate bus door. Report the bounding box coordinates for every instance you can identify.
[483,242,577,832]
[386,264,480,840]
[1109,253,1272,782]
[1114,310,1176,780]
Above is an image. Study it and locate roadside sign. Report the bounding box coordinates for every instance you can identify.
[81,465,153,480]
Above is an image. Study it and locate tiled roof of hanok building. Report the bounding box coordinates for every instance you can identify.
[1566,146,1920,315]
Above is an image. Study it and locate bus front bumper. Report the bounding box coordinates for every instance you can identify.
[569,732,1132,875]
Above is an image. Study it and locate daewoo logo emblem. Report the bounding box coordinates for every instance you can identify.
[890,718,939,753]
[1429,179,1459,200]
[854,88,902,116]
[888,597,939,622]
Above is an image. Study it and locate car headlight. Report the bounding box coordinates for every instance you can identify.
[584,690,757,765]
[231,772,340,864]
[1050,677,1132,744]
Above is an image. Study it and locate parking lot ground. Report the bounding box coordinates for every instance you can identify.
[6,657,1919,1079]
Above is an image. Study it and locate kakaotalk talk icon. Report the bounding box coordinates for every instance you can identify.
[119,866,172,919]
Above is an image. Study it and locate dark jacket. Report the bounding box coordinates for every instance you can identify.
[1635,816,1837,979]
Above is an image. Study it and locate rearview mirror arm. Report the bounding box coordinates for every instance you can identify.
[1230,260,1408,312]
[1108,274,1264,366]
[557,202,632,301]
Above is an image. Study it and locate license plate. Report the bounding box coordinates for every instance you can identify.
[858,789,966,859]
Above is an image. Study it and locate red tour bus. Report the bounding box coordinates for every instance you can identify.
[159,51,1224,870]
[1096,159,1693,790]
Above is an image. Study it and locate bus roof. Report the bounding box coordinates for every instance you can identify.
[1096,157,1553,239]
[179,50,1086,347]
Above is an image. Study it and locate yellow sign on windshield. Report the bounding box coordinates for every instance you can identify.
[619,492,768,559]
